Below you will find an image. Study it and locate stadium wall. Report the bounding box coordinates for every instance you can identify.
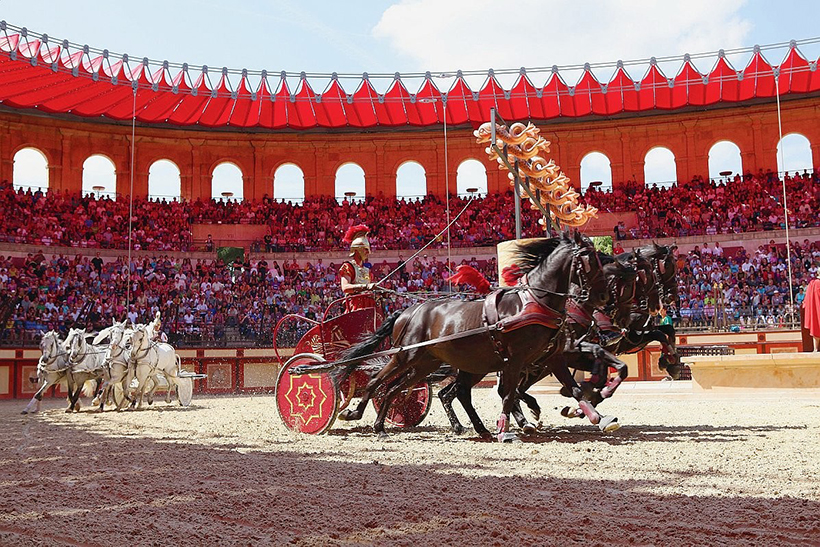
[0,330,803,400]
[1,96,820,200]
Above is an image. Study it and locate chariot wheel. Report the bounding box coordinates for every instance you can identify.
[176,377,194,407]
[275,353,339,434]
[372,381,432,428]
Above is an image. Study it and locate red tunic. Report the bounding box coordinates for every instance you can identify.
[803,278,820,338]
[339,261,375,312]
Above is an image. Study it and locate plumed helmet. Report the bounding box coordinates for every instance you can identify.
[343,224,370,255]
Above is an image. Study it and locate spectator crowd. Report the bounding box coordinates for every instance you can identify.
[0,250,498,347]
[1,168,818,252]
[583,170,820,239]
[1,168,819,346]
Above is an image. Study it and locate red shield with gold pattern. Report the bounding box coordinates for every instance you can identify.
[276,355,338,434]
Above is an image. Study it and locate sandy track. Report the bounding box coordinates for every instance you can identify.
[2,386,819,546]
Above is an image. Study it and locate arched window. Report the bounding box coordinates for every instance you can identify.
[12,147,49,192]
[211,162,244,201]
[456,159,487,196]
[777,133,813,175]
[396,161,427,199]
[82,155,117,199]
[644,147,677,187]
[708,141,742,182]
[148,159,181,201]
[335,163,365,203]
[273,163,305,204]
[580,152,612,193]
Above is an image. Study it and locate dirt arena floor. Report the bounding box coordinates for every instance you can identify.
[2,383,819,546]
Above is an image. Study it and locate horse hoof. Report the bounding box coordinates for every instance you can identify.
[451,424,466,435]
[598,416,620,433]
[20,410,28,415]
[522,423,537,435]
[377,431,389,440]
[497,432,518,443]
[476,428,492,440]
[338,409,358,421]
[64,408,73,413]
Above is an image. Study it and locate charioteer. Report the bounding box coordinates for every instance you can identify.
[339,224,376,312]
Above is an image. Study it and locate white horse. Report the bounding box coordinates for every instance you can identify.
[129,323,182,410]
[21,331,70,414]
[64,327,107,412]
[92,319,134,412]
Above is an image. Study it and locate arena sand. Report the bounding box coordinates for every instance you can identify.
[1,383,819,546]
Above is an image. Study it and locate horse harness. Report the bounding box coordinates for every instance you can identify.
[480,244,598,363]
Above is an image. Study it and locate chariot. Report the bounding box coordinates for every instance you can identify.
[273,295,433,434]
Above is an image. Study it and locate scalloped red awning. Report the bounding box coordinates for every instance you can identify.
[0,34,818,130]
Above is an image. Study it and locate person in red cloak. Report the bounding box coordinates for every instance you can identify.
[339,225,376,312]
[803,276,820,351]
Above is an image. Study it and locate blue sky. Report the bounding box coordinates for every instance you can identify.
[5,1,820,197]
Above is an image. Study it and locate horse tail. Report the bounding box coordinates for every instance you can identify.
[82,379,97,398]
[332,311,401,385]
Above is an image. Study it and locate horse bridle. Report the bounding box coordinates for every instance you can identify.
[569,243,604,306]
[39,334,68,368]
[523,241,602,307]
[605,268,637,318]
[652,254,677,304]
[129,330,162,368]
[632,260,662,315]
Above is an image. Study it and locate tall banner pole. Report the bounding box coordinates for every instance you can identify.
[774,75,796,324]
[514,159,522,239]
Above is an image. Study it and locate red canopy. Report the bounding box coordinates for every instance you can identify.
[0,32,817,130]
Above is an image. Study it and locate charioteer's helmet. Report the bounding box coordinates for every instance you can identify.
[343,224,371,258]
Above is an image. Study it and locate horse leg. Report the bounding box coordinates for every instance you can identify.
[96,383,110,412]
[22,377,53,414]
[599,353,628,400]
[505,369,543,434]
[65,374,79,413]
[551,361,618,431]
[119,367,136,410]
[518,390,541,423]
[133,367,151,410]
[338,355,405,422]
[164,375,177,404]
[146,376,159,405]
[372,369,429,437]
[91,378,103,407]
[437,379,467,435]
[454,373,492,439]
[496,365,524,443]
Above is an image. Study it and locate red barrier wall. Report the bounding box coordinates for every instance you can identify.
[0,330,803,399]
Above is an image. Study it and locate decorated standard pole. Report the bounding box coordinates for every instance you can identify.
[474,116,598,234]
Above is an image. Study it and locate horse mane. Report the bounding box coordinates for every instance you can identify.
[508,233,570,276]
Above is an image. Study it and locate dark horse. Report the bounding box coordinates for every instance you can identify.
[335,231,609,441]
[555,243,681,422]
[438,252,639,436]
[613,243,681,378]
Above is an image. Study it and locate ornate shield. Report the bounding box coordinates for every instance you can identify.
[275,354,338,435]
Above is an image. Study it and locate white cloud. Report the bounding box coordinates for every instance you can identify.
[373,0,752,88]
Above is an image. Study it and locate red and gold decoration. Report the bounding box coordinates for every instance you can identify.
[474,121,598,228]
[276,356,339,434]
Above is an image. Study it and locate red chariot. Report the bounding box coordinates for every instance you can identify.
[273,295,432,434]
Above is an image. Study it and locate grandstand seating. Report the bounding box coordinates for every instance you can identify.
[1,168,818,346]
